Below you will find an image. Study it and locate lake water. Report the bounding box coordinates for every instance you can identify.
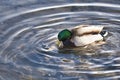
[0,0,120,80]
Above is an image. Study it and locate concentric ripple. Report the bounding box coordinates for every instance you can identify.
[0,2,120,80]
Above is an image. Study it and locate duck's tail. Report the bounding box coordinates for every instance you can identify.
[100,31,108,37]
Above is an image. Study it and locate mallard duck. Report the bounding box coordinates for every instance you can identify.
[57,25,108,48]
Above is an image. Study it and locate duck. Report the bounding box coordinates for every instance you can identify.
[57,25,108,48]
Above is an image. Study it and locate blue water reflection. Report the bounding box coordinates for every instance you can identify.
[0,0,120,80]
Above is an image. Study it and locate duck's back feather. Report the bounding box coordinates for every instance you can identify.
[72,25,104,36]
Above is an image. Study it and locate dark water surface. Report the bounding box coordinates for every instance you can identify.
[0,0,120,80]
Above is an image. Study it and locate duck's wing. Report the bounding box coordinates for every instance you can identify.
[72,25,104,36]
[71,34,103,46]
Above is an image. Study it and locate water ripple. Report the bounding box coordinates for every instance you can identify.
[0,1,120,80]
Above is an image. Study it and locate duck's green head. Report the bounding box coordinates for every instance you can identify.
[58,29,72,41]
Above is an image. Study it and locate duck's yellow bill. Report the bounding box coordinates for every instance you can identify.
[55,40,63,48]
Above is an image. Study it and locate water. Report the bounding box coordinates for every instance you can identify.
[0,0,120,80]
